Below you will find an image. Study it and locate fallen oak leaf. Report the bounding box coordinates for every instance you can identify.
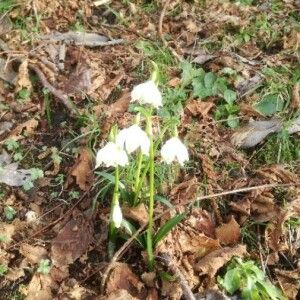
[195,244,247,277]
[215,216,241,246]
[0,118,38,144]
[64,147,94,191]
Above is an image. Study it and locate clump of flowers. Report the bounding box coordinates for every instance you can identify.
[95,65,189,269]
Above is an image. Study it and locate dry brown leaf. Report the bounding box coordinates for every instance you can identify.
[290,82,299,109]
[0,118,38,144]
[276,269,300,300]
[108,89,131,115]
[106,263,147,300]
[283,29,300,51]
[102,289,139,300]
[216,216,241,245]
[122,203,149,225]
[64,147,94,191]
[167,77,181,87]
[195,244,248,277]
[19,273,57,300]
[51,210,94,267]
[19,243,48,264]
[185,100,214,117]
[0,222,15,247]
[15,59,32,92]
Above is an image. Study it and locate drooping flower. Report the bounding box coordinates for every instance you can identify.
[161,137,189,166]
[96,142,129,168]
[131,80,162,108]
[111,201,122,228]
[116,125,150,156]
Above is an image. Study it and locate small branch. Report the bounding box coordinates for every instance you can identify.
[28,63,77,116]
[158,0,183,62]
[100,182,300,292]
[157,254,196,300]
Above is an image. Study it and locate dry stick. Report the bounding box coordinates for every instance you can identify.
[158,0,183,62]
[100,182,300,292]
[157,254,196,300]
[28,63,77,116]
[6,191,88,251]
[0,38,77,116]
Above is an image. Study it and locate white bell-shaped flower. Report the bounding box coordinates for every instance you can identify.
[96,142,129,168]
[161,137,189,166]
[111,201,122,228]
[116,125,150,156]
[131,80,162,108]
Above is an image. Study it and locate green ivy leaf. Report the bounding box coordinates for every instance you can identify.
[221,268,241,294]
[254,94,284,116]
[227,114,239,128]
[204,72,217,89]
[224,89,237,104]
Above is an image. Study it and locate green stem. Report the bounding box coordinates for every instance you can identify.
[134,119,178,201]
[108,166,120,259]
[146,106,154,270]
[133,150,143,206]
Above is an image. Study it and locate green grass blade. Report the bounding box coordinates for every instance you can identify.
[153,211,189,248]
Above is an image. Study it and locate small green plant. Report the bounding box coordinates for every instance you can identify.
[4,205,16,220]
[180,62,240,127]
[17,88,30,104]
[69,191,80,199]
[218,257,286,299]
[37,259,50,274]
[0,264,8,276]
[23,168,44,191]
[6,138,20,151]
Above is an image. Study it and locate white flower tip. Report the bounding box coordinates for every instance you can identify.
[112,202,123,228]
[131,80,162,108]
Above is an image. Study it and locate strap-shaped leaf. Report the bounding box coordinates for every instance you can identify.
[153,211,189,248]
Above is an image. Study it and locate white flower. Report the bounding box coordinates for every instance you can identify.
[131,80,162,108]
[161,137,189,166]
[96,142,129,168]
[116,125,150,156]
[112,201,122,228]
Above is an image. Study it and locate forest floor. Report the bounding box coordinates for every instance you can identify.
[0,0,300,299]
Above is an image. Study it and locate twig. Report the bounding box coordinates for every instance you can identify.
[157,254,196,300]
[28,63,77,116]
[6,191,88,250]
[158,0,183,62]
[0,38,77,116]
[100,182,300,292]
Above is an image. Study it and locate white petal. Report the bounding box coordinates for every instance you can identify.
[116,125,150,156]
[131,80,162,108]
[161,137,189,166]
[96,142,128,168]
[112,201,122,228]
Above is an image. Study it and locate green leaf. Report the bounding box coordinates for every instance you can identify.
[30,168,44,180]
[256,281,286,300]
[224,104,240,114]
[120,219,146,249]
[254,94,284,116]
[204,72,217,89]
[212,77,228,95]
[221,268,241,294]
[227,114,239,128]
[0,264,8,276]
[18,89,30,99]
[158,271,176,282]
[4,206,16,220]
[154,195,173,208]
[96,171,126,190]
[37,259,51,274]
[223,89,237,104]
[153,211,189,247]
